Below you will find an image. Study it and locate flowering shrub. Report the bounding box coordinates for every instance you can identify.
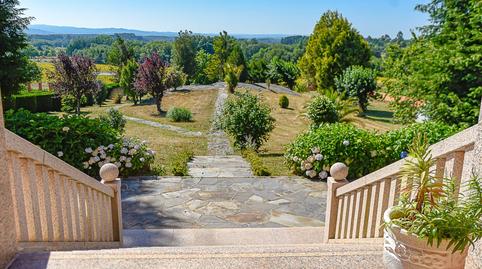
[5,109,156,179]
[285,122,458,180]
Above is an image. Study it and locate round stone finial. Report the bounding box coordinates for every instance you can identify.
[330,162,349,181]
[100,163,119,182]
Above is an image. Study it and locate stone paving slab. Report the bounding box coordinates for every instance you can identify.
[122,176,327,229]
[188,155,253,177]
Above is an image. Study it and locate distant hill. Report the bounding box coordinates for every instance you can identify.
[27,24,291,40]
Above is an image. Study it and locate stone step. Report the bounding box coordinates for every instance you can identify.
[123,227,326,248]
[10,243,385,269]
[187,155,253,177]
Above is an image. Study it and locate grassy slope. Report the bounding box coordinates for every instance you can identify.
[246,90,400,176]
[36,62,116,83]
[76,89,217,174]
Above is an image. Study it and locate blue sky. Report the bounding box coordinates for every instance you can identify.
[20,0,430,37]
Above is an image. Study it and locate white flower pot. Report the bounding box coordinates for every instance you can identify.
[383,208,468,269]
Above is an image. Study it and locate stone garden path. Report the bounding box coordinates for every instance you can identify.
[122,176,326,229]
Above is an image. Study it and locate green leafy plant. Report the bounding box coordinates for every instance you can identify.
[99,108,127,134]
[241,149,271,176]
[305,95,339,125]
[278,95,289,109]
[169,150,194,176]
[166,107,192,122]
[385,136,482,253]
[113,93,123,104]
[220,91,275,150]
[224,63,243,93]
[335,66,376,112]
[285,122,457,180]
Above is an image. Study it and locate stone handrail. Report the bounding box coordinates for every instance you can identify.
[3,129,123,251]
[324,124,478,242]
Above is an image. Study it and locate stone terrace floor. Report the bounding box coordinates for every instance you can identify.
[122,176,327,229]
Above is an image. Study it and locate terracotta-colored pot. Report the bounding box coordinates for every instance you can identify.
[383,208,468,269]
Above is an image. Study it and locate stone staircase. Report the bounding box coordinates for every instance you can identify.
[188,155,253,177]
[9,243,385,269]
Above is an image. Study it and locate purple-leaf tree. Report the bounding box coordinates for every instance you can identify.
[134,52,168,114]
[49,54,100,115]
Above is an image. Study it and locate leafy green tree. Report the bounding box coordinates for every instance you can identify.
[383,0,482,126]
[335,66,376,112]
[227,45,248,82]
[299,11,371,90]
[193,50,214,84]
[49,54,100,115]
[247,58,268,82]
[224,63,243,93]
[165,66,187,90]
[0,0,37,100]
[107,36,134,67]
[267,58,300,90]
[220,91,275,150]
[119,59,141,104]
[213,31,236,78]
[172,30,197,81]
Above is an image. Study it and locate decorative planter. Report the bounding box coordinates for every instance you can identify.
[383,208,469,269]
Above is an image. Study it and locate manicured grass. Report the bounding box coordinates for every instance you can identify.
[119,89,218,132]
[354,100,401,132]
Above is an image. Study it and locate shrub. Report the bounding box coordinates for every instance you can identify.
[166,107,192,122]
[241,149,271,176]
[4,109,156,179]
[335,66,376,112]
[279,95,289,109]
[6,91,61,113]
[285,122,458,180]
[5,109,119,178]
[220,91,275,150]
[113,93,123,104]
[169,150,194,176]
[305,95,339,125]
[99,108,127,133]
[61,95,89,113]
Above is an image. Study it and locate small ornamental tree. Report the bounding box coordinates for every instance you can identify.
[49,54,100,115]
[119,59,141,104]
[335,66,376,112]
[165,67,187,90]
[267,58,300,90]
[224,63,243,93]
[134,52,168,114]
[220,91,275,150]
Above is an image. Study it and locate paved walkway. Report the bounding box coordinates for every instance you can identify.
[188,156,253,177]
[123,116,203,137]
[122,176,327,229]
[207,88,233,155]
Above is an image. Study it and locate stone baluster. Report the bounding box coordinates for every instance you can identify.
[323,162,349,243]
[0,91,17,267]
[100,163,123,244]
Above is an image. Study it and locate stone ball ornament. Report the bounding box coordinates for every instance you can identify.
[100,163,119,182]
[330,162,349,181]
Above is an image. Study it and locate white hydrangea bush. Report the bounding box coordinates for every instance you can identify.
[82,137,155,177]
[296,147,330,180]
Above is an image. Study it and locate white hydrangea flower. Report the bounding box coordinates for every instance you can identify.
[311,147,320,154]
[98,162,104,167]
[370,150,377,157]
[115,162,121,168]
[134,145,140,150]
[100,153,107,159]
[85,147,93,154]
[108,144,114,149]
[125,162,132,168]
[57,151,63,157]
[88,157,95,165]
[319,170,329,179]
[92,149,98,156]
[128,149,137,155]
[315,154,324,161]
[140,157,145,162]
[141,140,147,145]
[304,162,313,170]
[120,148,128,154]
[94,156,100,162]
[343,140,350,146]
[126,157,132,163]
[119,156,127,162]
[292,156,300,162]
[307,155,315,163]
[98,145,105,151]
[62,127,70,132]
[306,170,317,178]
[111,157,116,162]
[83,162,89,169]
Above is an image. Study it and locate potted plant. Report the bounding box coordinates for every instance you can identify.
[383,136,482,269]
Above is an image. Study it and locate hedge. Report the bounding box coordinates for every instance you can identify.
[5,91,61,112]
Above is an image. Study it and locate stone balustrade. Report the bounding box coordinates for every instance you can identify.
[323,124,479,242]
